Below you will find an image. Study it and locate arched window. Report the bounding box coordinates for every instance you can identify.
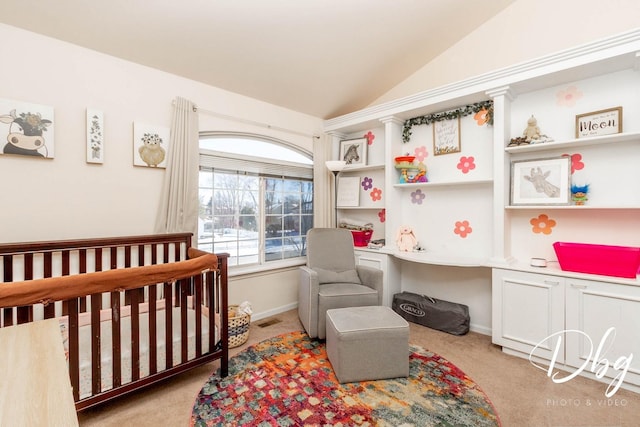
[198,133,313,269]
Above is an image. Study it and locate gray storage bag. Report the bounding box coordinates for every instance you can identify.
[392,291,470,335]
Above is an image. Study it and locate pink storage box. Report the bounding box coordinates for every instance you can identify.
[351,230,373,247]
[553,242,640,279]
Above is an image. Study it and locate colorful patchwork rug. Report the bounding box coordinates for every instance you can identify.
[191,331,500,426]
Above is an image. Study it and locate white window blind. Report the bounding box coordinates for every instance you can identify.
[199,150,313,179]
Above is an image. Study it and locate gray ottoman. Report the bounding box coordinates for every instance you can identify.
[326,305,409,383]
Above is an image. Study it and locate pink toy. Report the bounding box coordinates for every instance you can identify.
[396,225,417,252]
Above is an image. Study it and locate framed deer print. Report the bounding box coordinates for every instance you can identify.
[510,156,571,206]
[340,138,367,166]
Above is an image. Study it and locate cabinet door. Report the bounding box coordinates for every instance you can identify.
[354,250,400,307]
[492,269,564,360]
[565,278,640,389]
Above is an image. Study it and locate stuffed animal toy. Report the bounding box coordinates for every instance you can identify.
[522,115,541,142]
[396,225,417,252]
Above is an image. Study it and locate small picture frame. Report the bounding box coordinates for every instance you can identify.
[510,156,571,206]
[336,176,360,207]
[575,106,622,138]
[433,117,461,156]
[133,122,169,168]
[340,138,367,166]
[86,108,104,164]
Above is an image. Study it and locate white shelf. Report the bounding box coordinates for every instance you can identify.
[393,179,492,189]
[391,250,489,267]
[341,163,385,172]
[506,205,640,210]
[337,206,384,210]
[505,131,640,154]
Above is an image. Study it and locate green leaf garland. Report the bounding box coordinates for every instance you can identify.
[402,100,493,143]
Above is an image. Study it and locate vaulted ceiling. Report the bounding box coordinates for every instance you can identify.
[0,0,514,119]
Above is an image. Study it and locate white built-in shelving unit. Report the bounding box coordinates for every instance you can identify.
[323,29,640,390]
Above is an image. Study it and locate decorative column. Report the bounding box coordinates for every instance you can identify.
[379,116,405,248]
[486,86,514,264]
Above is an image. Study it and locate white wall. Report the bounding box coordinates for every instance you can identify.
[0,23,324,318]
[0,23,323,243]
[374,0,640,105]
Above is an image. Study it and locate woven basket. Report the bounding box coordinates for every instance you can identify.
[228,305,251,348]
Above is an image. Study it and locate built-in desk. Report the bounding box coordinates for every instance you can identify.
[0,318,78,426]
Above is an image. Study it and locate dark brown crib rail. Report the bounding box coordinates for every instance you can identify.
[0,233,229,411]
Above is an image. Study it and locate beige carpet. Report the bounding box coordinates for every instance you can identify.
[78,309,639,426]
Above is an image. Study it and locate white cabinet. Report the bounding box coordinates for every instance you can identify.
[492,268,564,360]
[354,249,400,307]
[565,277,640,390]
[493,267,640,391]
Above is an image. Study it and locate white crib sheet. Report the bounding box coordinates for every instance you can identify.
[60,306,219,399]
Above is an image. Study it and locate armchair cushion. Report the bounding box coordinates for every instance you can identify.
[315,267,361,285]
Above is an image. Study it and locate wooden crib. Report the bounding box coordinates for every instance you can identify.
[0,233,229,411]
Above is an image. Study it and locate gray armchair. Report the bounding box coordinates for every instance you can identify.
[298,228,383,339]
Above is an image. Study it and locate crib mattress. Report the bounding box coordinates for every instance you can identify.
[60,307,219,399]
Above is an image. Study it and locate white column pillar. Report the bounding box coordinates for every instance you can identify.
[486,86,514,264]
[379,116,404,247]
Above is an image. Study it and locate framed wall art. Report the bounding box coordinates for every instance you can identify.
[575,106,622,138]
[86,108,104,164]
[336,176,360,207]
[0,98,54,159]
[433,117,461,155]
[133,122,169,168]
[340,138,367,166]
[510,156,571,206]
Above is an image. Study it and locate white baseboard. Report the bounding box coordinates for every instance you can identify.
[251,302,298,322]
[250,303,494,338]
[470,323,491,336]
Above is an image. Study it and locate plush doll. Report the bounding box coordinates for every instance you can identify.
[396,225,417,252]
[523,115,541,142]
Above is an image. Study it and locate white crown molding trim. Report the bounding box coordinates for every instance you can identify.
[485,86,514,102]
[325,28,640,132]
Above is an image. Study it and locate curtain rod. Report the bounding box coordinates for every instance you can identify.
[173,100,320,139]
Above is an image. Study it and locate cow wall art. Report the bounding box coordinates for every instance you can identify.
[0,99,55,158]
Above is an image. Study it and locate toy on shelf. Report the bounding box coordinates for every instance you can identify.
[396,225,418,252]
[394,154,427,183]
[571,183,589,205]
[508,115,554,146]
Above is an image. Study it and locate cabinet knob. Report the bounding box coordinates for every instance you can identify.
[570,283,588,289]
[543,280,560,286]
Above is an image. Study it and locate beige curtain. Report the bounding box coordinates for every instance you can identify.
[154,97,199,236]
[313,134,332,227]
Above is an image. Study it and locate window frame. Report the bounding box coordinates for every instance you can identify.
[198,132,314,275]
